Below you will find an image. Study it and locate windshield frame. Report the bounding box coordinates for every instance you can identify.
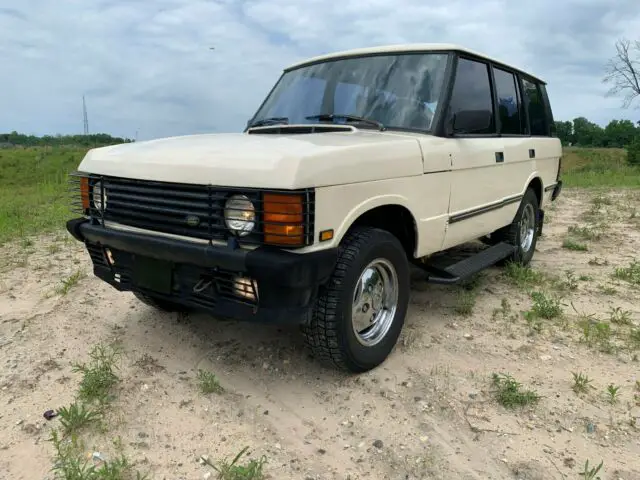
[246,50,455,135]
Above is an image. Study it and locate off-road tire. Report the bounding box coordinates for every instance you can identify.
[301,226,410,373]
[491,188,540,266]
[133,291,187,313]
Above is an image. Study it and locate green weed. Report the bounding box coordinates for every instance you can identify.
[55,269,85,296]
[202,446,267,480]
[49,430,148,480]
[197,369,224,394]
[606,384,621,404]
[571,372,593,394]
[588,257,609,267]
[57,402,101,436]
[491,373,540,409]
[609,307,632,325]
[579,459,603,480]
[72,343,122,405]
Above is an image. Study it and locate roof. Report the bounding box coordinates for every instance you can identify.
[285,43,544,84]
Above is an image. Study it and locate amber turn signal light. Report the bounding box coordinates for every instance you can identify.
[80,177,90,211]
[263,193,305,246]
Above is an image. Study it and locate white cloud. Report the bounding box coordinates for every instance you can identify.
[0,0,638,140]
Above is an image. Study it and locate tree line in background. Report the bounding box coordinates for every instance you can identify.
[0,131,133,148]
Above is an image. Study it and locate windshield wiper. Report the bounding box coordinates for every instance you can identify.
[305,114,385,131]
[247,117,289,128]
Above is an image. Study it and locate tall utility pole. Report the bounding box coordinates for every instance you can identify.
[83,95,89,135]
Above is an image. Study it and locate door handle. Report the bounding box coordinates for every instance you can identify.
[495,152,504,163]
[529,149,536,158]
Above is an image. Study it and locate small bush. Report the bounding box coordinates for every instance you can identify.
[530,291,563,319]
[491,373,540,408]
[197,369,224,394]
[72,343,122,405]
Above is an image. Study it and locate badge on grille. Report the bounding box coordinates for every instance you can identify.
[185,215,200,227]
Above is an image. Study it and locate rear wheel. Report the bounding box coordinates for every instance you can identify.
[492,188,540,266]
[133,291,187,313]
[302,226,410,373]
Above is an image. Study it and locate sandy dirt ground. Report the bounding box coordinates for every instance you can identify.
[1,188,639,480]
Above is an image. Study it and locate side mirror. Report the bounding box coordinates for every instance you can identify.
[452,109,492,134]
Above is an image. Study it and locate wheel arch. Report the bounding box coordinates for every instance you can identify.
[525,175,543,207]
[334,197,419,258]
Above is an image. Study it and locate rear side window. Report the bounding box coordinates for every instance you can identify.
[449,58,495,134]
[493,68,524,135]
[521,78,548,136]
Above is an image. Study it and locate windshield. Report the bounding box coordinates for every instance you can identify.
[251,52,449,132]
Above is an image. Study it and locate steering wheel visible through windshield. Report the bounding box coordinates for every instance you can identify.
[250,52,449,132]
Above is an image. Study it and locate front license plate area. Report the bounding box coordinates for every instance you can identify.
[132,256,173,295]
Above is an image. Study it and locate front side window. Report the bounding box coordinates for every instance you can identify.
[448,58,495,134]
[493,68,524,135]
[251,53,449,131]
[522,78,548,136]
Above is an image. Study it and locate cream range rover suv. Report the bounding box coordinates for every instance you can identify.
[67,44,562,372]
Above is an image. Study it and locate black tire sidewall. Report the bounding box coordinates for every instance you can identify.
[337,230,410,371]
[513,189,539,265]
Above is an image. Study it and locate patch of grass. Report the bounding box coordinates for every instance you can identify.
[530,291,563,319]
[55,269,85,296]
[571,372,593,394]
[613,260,640,285]
[503,262,545,289]
[49,430,148,480]
[491,373,540,409]
[598,284,617,295]
[579,459,603,480]
[197,369,224,394]
[561,147,640,188]
[454,290,476,317]
[0,146,89,244]
[588,257,609,267]
[568,224,604,241]
[48,243,62,254]
[609,307,632,325]
[628,328,640,350]
[562,238,588,251]
[591,194,613,208]
[606,384,621,404]
[523,310,543,335]
[72,343,122,405]
[492,298,519,323]
[57,402,101,436]
[579,319,615,354]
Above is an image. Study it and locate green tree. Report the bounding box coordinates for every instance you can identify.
[572,117,604,147]
[554,120,573,145]
[604,119,638,147]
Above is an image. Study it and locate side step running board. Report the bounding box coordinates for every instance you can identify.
[419,242,517,285]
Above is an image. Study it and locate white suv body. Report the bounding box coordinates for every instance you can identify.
[67,44,562,372]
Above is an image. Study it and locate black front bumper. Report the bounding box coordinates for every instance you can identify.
[66,218,338,324]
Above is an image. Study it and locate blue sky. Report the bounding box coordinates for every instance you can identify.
[1,0,639,141]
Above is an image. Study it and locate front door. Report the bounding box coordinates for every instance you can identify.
[442,56,509,249]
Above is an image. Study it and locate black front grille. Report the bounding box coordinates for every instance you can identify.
[69,173,315,248]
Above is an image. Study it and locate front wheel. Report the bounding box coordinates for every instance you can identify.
[302,226,410,373]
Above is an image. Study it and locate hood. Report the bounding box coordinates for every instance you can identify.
[77,126,425,189]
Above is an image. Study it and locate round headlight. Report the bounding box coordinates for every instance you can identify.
[224,195,255,236]
[92,181,107,212]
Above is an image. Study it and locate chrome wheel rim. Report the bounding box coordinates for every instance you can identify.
[520,204,536,253]
[351,258,399,347]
